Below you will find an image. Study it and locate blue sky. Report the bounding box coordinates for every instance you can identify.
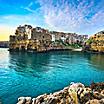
[0,0,104,40]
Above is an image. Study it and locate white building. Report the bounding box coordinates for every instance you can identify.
[51,34,55,42]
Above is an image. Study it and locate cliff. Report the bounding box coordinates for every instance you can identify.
[85,31,104,53]
[9,25,88,52]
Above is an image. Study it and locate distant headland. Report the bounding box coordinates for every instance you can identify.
[84,31,104,53]
[8,24,104,53]
[0,41,9,48]
[9,25,88,52]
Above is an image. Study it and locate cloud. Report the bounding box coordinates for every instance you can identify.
[36,0,104,34]
[21,1,41,14]
[0,0,104,39]
[22,2,36,13]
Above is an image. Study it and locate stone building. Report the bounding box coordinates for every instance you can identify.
[31,27,52,51]
[15,25,32,40]
[31,27,51,42]
[50,31,88,44]
[50,31,61,41]
[9,24,88,52]
[9,25,52,51]
[9,25,32,51]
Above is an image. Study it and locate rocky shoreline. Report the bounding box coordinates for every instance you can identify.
[17,82,104,104]
[9,48,73,53]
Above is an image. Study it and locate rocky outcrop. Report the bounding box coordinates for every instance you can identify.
[85,31,104,53]
[17,82,104,104]
[9,25,88,53]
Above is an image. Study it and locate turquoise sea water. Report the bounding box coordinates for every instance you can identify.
[0,48,104,104]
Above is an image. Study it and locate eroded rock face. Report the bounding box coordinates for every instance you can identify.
[85,99,100,104]
[17,82,104,104]
[17,97,26,104]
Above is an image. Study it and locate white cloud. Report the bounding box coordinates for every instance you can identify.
[21,2,36,13]
[0,0,104,38]
[37,0,104,35]
[21,1,41,14]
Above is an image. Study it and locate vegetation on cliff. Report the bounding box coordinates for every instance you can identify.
[85,31,104,53]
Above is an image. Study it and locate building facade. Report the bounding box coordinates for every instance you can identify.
[9,24,88,52]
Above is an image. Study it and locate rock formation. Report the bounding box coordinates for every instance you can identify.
[9,25,88,52]
[85,31,104,53]
[17,82,104,104]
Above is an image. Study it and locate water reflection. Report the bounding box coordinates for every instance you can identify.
[86,53,104,71]
[9,52,51,77]
[9,51,104,77]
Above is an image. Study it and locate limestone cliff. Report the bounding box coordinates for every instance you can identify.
[86,31,104,53]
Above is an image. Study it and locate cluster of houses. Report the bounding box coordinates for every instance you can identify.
[9,25,88,52]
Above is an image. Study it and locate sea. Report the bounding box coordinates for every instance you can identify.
[0,48,104,104]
